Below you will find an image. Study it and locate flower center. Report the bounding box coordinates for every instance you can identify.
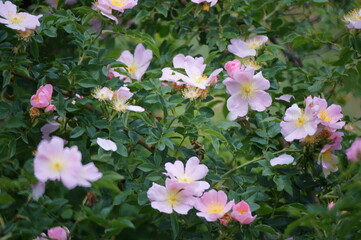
[240,82,255,99]
[178,175,192,183]
[319,109,332,122]
[9,14,24,24]
[207,202,225,214]
[51,158,64,171]
[166,191,180,207]
[34,95,40,102]
[127,64,138,75]
[238,209,248,215]
[296,113,307,127]
[194,75,208,84]
[110,0,125,7]
[113,100,128,112]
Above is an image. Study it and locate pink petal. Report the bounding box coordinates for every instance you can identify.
[270,154,294,166]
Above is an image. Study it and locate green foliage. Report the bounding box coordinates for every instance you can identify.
[1,0,361,239]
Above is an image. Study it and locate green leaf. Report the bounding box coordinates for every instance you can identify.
[155,5,169,17]
[0,193,14,204]
[70,126,85,138]
[254,224,277,235]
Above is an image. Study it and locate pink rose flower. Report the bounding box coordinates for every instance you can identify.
[280,103,318,142]
[160,54,222,89]
[223,67,272,119]
[93,86,114,101]
[147,178,196,214]
[346,138,361,162]
[93,0,119,23]
[195,189,234,221]
[111,86,144,112]
[45,104,56,112]
[231,200,256,224]
[30,84,53,108]
[111,44,152,82]
[328,201,335,210]
[228,36,268,58]
[164,156,210,196]
[0,1,42,31]
[224,59,244,78]
[47,226,70,240]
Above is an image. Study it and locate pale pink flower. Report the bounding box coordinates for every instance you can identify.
[231,200,256,224]
[111,86,144,112]
[41,121,60,140]
[45,104,56,112]
[322,131,343,152]
[96,137,117,151]
[280,104,318,142]
[319,150,338,177]
[0,1,42,31]
[328,201,335,210]
[223,67,272,119]
[31,181,45,201]
[191,0,218,7]
[164,157,210,196]
[93,86,113,101]
[34,136,82,189]
[228,36,268,58]
[275,94,294,103]
[112,44,152,82]
[30,84,53,108]
[47,226,70,240]
[105,0,137,12]
[76,163,103,187]
[307,96,345,131]
[195,189,234,222]
[344,9,361,29]
[224,59,244,78]
[270,154,294,166]
[93,0,118,23]
[147,178,196,214]
[160,54,222,89]
[346,138,361,162]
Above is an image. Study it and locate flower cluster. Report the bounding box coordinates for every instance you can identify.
[160,54,222,100]
[93,0,137,23]
[108,44,153,82]
[30,84,56,116]
[223,59,272,120]
[0,1,42,32]
[34,226,70,240]
[346,138,361,162]
[228,35,268,58]
[33,136,102,193]
[344,8,361,29]
[280,96,345,175]
[147,157,256,225]
[93,86,144,113]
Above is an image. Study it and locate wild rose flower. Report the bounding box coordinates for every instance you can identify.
[105,0,138,12]
[280,104,318,142]
[344,9,361,29]
[31,181,45,201]
[231,200,256,224]
[93,86,113,101]
[111,44,152,82]
[346,138,361,162]
[47,226,70,240]
[45,104,56,112]
[228,36,268,58]
[319,150,339,177]
[97,137,117,151]
[30,84,53,109]
[93,0,118,23]
[195,189,234,221]
[191,0,218,7]
[223,67,272,119]
[0,1,42,31]
[164,156,210,196]
[270,154,294,166]
[147,178,196,214]
[224,59,243,78]
[160,54,222,90]
[111,87,144,112]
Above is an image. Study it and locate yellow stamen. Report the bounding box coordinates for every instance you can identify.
[127,64,137,75]
[110,0,125,7]
[166,191,180,207]
[178,175,192,183]
[194,75,208,84]
[240,82,255,99]
[319,109,332,122]
[9,14,24,24]
[296,113,307,127]
[207,202,225,214]
[51,159,64,171]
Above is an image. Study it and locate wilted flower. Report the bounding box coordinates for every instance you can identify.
[164,156,210,196]
[93,86,113,101]
[182,86,207,101]
[160,54,222,90]
[346,138,361,162]
[191,0,218,7]
[111,44,152,82]
[270,154,294,166]
[30,84,53,109]
[96,137,117,151]
[280,103,318,142]
[111,87,144,112]
[0,1,42,31]
[29,107,40,117]
[344,8,361,29]
[231,200,256,224]
[223,66,272,119]
[195,189,234,222]
[228,36,268,58]
[147,178,196,214]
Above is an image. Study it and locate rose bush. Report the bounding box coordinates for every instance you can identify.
[1,0,361,239]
